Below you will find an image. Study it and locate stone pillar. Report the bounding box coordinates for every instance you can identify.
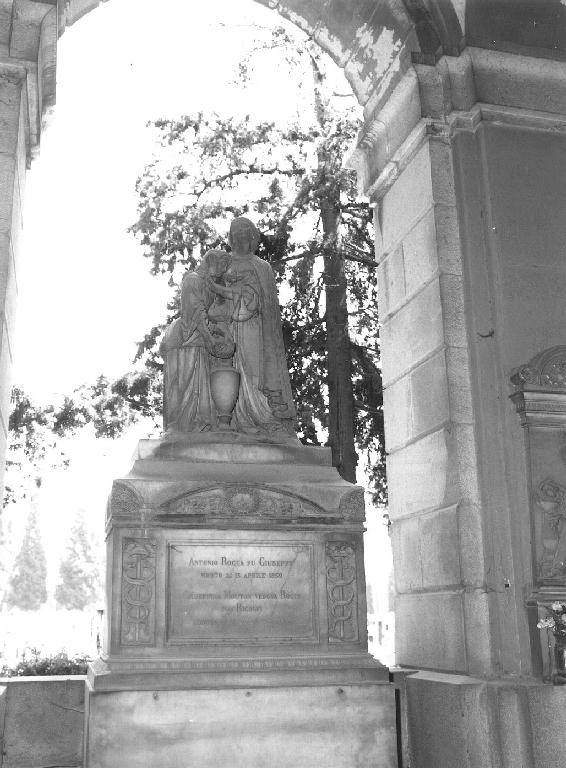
[0,63,28,492]
[0,1,57,494]
[349,46,566,767]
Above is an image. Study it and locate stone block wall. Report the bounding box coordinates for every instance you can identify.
[402,671,566,768]
[375,133,490,676]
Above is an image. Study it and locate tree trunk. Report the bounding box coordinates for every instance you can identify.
[320,196,358,484]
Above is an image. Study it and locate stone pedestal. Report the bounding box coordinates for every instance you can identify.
[84,434,397,767]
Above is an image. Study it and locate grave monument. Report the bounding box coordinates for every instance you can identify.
[84,218,397,767]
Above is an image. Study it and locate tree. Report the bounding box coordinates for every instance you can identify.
[4,373,162,506]
[130,24,386,501]
[55,511,100,610]
[5,504,47,610]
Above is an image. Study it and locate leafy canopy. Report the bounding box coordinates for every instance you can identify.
[129,26,386,501]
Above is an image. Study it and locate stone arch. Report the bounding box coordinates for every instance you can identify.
[56,1,461,110]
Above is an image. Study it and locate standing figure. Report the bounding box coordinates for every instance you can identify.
[209,217,297,439]
[161,249,231,433]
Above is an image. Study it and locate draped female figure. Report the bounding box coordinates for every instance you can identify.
[161,249,231,433]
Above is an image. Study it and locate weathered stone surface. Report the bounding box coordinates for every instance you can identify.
[395,593,466,671]
[439,272,467,347]
[387,427,459,519]
[85,683,397,768]
[376,243,405,317]
[380,278,444,387]
[380,142,433,254]
[470,47,566,116]
[403,672,566,768]
[433,202,463,275]
[406,672,491,768]
[419,505,461,588]
[383,350,449,452]
[392,504,461,593]
[402,208,438,296]
[0,676,84,768]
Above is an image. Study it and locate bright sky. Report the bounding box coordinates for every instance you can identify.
[14,0,344,402]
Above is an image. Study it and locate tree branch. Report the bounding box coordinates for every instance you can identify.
[343,248,378,268]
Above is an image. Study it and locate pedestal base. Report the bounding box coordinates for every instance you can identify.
[84,681,398,768]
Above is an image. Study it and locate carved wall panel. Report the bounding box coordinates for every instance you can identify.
[162,485,363,521]
[325,541,359,643]
[511,346,566,593]
[120,538,158,646]
[535,479,566,584]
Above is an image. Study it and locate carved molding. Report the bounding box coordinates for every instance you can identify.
[120,538,157,646]
[101,654,377,674]
[163,485,362,521]
[511,346,566,390]
[510,347,566,428]
[326,541,358,643]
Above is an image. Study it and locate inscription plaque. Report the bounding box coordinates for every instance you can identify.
[168,541,316,642]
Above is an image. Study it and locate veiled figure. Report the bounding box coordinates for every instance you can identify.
[161,250,231,432]
[210,217,297,439]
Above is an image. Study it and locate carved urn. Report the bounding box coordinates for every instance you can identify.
[210,367,240,428]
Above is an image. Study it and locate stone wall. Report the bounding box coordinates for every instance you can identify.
[401,671,566,768]
[376,135,484,675]
[0,676,84,768]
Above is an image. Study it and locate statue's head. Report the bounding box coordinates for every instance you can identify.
[199,249,230,278]
[229,217,260,256]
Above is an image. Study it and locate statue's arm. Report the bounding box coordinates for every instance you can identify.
[181,277,215,349]
[207,280,235,299]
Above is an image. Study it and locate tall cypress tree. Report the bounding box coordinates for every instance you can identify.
[55,511,99,610]
[6,505,47,610]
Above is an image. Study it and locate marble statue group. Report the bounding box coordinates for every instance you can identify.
[161,217,296,441]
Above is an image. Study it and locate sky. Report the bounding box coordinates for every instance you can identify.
[14,0,350,402]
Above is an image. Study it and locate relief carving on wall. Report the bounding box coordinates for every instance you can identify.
[338,487,366,521]
[511,346,566,389]
[325,541,358,643]
[121,538,157,646]
[109,482,142,520]
[511,347,566,591]
[164,485,324,520]
[536,479,566,583]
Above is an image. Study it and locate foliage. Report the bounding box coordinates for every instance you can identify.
[129,25,386,501]
[0,648,90,677]
[55,511,101,610]
[5,506,47,611]
[4,373,161,506]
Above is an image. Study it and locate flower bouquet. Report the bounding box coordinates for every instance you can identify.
[537,601,566,684]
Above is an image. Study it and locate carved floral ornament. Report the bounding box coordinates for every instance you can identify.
[109,483,365,522]
[511,347,566,391]
[164,485,365,521]
[510,347,566,426]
